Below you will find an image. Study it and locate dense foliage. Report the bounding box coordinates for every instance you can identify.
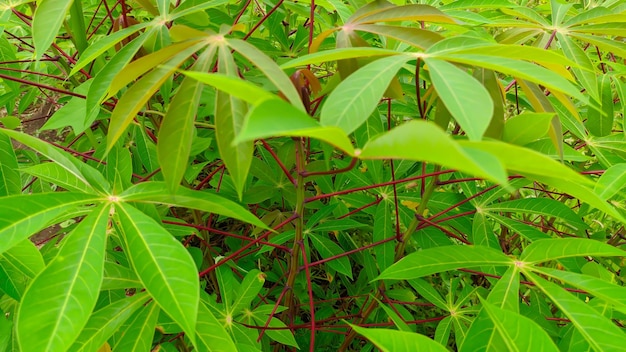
[1,0,626,350]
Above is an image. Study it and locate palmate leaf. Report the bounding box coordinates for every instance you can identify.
[532,267,626,315]
[525,271,626,351]
[424,58,494,141]
[1,129,109,194]
[235,99,355,154]
[0,132,19,196]
[195,300,237,352]
[377,245,512,281]
[461,300,559,352]
[229,269,265,316]
[114,202,199,345]
[120,181,267,229]
[359,120,508,186]
[214,45,253,199]
[16,205,109,352]
[486,266,520,312]
[309,234,353,279]
[158,48,216,192]
[106,41,206,153]
[68,292,149,352]
[110,301,160,352]
[520,238,625,263]
[320,55,411,135]
[0,192,99,255]
[350,324,449,352]
[31,0,73,60]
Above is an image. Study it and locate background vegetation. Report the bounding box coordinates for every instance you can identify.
[1,0,626,350]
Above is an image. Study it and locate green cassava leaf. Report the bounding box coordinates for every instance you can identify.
[594,163,626,200]
[115,203,199,345]
[521,238,625,263]
[484,198,586,231]
[16,205,109,352]
[377,245,512,280]
[0,132,20,196]
[32,0,73,60]
[195,301,238,352]
[158,50,216,192]
[502,113,554,145]
[321,55,411,135]
[120,181,267,229]
[280,47,400,69]
[309,234,353,279]
[236,98,355,154]
[463,300,559,352]
[110,301,160,352]
[69,22,151,76]
[350,324,449,352]
[525,271,626,351]
[68,293,149,352]
[0,193,99,255]
[229,269,265,316]
[424,58,493,141]
[532,266,626,315]
[359,120,508,186]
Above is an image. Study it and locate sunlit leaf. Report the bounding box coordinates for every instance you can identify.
[350,324,449,352]
[69,293,149,352]
[424,58,493,141]
[0,193,99,255]
[32,0,73,60]
[377,245,512,280]
[321,55,411,135]
[521,238,625,263]
[594,163,626,200]
[115,203,199,345]
[359,120,508,186]
[16,205,109,352]
[236,99,355,154]
[525,271,626,351]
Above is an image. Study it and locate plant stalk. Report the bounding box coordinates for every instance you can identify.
[283,137,307,323]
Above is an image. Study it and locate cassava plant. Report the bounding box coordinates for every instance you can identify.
[1,0,626,351]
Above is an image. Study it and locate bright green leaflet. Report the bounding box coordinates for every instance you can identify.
[377,245,512,280]
[520,238,625,263]
[0,193,100,255]
[195,300,238,352]
[320,54,411,134]
[594,163,626,200]
[359,120,508,186]
[68,292,149,352]
[32,0,74,60]
[350,324,449,352]
[120,181,267,229]
[424,58,493,141]
[524,271,626,351]
[115,203,199,345]
[16,205,109,352]
[236,99,355,154]
[158,49,216,192]
[111,301,160,352]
